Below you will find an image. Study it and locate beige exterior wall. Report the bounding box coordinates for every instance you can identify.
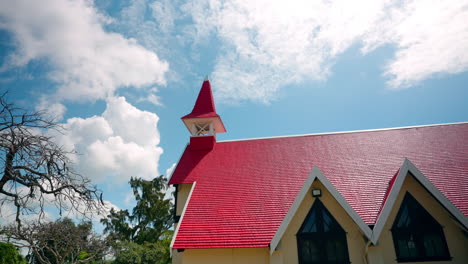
[368,173,468,264]
[172,183,194,264]
[172,174,468,264]
[274,180,367,264]
[173,248,269,264]
[176,183,193,216]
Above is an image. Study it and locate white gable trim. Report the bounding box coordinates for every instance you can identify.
[269,166,373,255]
[269,167,317,254]
[371,158,468,244]
[170,181,197,250]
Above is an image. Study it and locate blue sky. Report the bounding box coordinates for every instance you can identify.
[0,0,467,225]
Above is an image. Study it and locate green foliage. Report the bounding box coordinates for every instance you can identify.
[101,176,173,263]
[101,209,133,242]
[77,251,89,260]
[33,218,105,264]
[112,240,171,264]
[4,218,107,264]
[0,242,27,264]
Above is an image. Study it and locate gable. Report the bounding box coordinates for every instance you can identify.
[372,159,468,243]
[276,179,367,264]
[372,172,468,263]
[170,123,468,249]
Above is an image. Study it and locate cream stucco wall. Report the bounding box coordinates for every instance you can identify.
[173,248,269,264]
[368,173,468,264]
[172,174,468,264]
[273,179,368,264]
[172,183,194,264]
[176,183,193,216]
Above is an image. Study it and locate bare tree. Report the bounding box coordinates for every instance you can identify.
[0,93,103,228]
[2,218,108,264]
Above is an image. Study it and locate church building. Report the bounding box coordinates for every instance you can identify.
[169,79,468,264]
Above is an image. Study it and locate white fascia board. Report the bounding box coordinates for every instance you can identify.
[167,143,189,184]
[406,160,468,229]
[371,159,410,244]
[269,167,318,255]
[170,181,197,250]
[316,167,374,241]
[372,158,468,244]
[269,166,373,255]
[220,122,468,143]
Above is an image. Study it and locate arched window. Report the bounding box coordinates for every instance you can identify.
[391,192,451,262]
[297,199,350,264]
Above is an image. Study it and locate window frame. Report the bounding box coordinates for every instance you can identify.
[391,192,451,262]
[296,199,351,264]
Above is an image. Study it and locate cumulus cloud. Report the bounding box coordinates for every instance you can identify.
[36,96,67,120]
[363,0,468,88]
[0,0,168,103]
[56,97,163,183]
[182,0,468,102]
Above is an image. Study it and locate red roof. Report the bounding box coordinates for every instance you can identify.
[181,80,219,119]
[170,123,468,249]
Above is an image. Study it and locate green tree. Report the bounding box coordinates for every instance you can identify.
[0,242,27,264]
[3,218,108,264]
[101,176,173,263]
[111,237,172,264]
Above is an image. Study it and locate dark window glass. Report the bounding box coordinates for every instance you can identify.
[297,199,350,264]
[391,192,451,262]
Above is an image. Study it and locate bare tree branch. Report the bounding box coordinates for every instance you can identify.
[0,92,104,228]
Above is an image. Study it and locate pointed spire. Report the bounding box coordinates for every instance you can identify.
[181,79,226,137]
[182,79,219,119]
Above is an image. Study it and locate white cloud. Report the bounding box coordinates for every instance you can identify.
[183,0,468,102]
[102,97,161,147]
[56,97,163,183]
[117,0,193,85]
[64,198,119,223]
[0,183,117,225]
[164,163,177,202]
[124,191,136,207]
[0,0,168,103]
[146,93,164,106]
[36,96,67,120]
[0,202,54,226]
[363,0,468,88]
[150,0,177,33]
[165,163,177,179]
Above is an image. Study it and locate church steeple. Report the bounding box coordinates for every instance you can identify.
[181,78,226,150]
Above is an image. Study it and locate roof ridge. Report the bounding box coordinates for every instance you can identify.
[218,121,468,143]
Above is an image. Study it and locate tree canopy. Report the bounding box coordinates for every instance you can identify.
[2,218,108,264]
[101,176,173,264]
[0,241,27,264]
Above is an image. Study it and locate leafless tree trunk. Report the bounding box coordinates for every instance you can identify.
[0,93,104,228]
